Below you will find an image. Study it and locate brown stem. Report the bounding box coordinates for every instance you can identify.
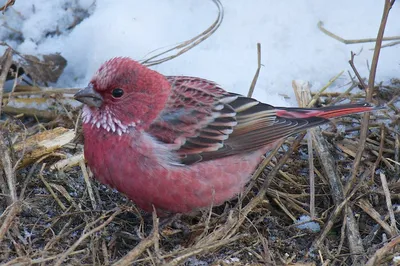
[345,0,394,194]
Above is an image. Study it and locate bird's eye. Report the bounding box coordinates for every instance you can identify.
[111,88,124,98]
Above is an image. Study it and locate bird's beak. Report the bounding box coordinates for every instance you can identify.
[74,85,103,108]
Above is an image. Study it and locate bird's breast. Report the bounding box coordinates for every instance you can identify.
[82,123,270,213]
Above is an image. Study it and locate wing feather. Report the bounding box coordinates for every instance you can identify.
[147,76,329,165]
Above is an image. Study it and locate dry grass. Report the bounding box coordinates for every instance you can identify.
[0,66,399,266]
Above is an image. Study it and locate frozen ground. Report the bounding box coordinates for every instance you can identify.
[1,0,399,106]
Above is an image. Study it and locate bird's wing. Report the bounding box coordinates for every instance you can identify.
[148,77,239,157]
[148,76,366,165]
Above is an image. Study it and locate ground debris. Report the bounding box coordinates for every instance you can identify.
[0,76,399,265]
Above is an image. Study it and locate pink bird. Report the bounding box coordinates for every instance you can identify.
[74,57,376,215]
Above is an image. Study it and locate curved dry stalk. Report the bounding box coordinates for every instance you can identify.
[318,20,400,44]
[247,43,262,97]
[140,0,224,66]
[0,201,21,244]
[346,0,395,194]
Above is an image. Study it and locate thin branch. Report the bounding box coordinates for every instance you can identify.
[38,164,67,211]
[112,208,159,266]
[348,52,368,90]
[318,20,400,44]
[346,0,394,194]
[292,80,316,218]
[365,235,400,266]
[0,48,13,116]
[54,209,121,266]
[0,131,17,203]
[367,1,395,100]
[0,201,21,244]
[80,160,97,210]
[247,43,262,97]
[140,0,224,66]
[380,172,398,235]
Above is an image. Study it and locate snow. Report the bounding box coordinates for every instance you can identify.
[296,215,321,232]
[1,0,399,107]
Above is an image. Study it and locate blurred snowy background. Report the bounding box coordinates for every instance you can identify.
[1,0,399,106]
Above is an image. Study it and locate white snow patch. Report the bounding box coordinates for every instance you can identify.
[296,215,321,232]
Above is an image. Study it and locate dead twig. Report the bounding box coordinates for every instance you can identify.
[79,160,97,210]
[380,172,398,235]
[141,0,223,66]
[318,20,400,44]
[38,163,67,211]
[308,70,344,107]
[365,234,400,266]
[357,198,393,237]
[348,52,368,91]
[54,208,122,266]
[0,0,15,13]
[312,174,367,249]
[0,201,21,244]
[247,43,261,98]
[345,0,394,195]
[113,208,159,266]
[345,205,365,264]
[292,80,316,218]
[380,40,400,48]
[164,234,247,266]
[2,87,79,98]
[0,132,18,203]
[0,48,13,116]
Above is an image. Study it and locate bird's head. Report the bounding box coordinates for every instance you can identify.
[74,57,171,134]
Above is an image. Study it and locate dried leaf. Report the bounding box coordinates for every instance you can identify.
[18,53,67,85]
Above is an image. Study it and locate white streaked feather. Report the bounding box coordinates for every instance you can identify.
[218,112,237,118]
[237,109,276,119]
[210,121,238,127]
[234,100,260,112]
[219,95,239,104]
[213,104,224,111]
[82,105,136,134]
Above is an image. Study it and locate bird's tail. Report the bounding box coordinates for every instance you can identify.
[275,102,378,120]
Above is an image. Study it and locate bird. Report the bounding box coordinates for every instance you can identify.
[74,57,377,215]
